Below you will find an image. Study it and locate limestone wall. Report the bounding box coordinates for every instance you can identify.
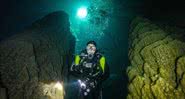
[0,11,75,99]
[127,17,185,99]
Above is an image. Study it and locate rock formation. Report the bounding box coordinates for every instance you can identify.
[0,11,75,99]
[127,17,185,99]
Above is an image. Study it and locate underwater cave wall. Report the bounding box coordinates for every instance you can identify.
[0,11,75,99]
[127,17,185,99]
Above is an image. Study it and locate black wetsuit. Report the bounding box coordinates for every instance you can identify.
[70,50,109,99]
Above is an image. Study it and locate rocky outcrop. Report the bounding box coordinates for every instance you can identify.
[0,11,75,99]
[127,17,185,99]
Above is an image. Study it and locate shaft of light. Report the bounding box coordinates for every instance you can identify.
[54,81,63,90]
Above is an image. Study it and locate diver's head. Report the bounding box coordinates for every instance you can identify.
[86,41,97,55]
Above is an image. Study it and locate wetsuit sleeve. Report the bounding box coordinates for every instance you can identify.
[91,56,110,82]
[70,55,83,77]
[102,62,110,81]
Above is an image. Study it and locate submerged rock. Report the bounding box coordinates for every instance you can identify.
[0,11,75,99]
[127,17,185,99]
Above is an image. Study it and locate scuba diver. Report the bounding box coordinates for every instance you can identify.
[70,41,109,99]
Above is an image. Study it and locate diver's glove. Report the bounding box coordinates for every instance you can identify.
[73,64,84,74]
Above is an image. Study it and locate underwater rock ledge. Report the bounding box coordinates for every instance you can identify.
[0,11,75,99]
[127,17,185,99]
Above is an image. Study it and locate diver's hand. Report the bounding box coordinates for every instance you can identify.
[74,65,83,73]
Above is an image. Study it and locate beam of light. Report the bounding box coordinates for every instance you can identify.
[77,7,88,19]
[54,81,63,90]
